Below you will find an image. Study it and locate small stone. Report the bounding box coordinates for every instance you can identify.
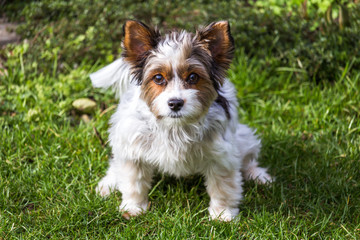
[72,98,96,113]
[81,114,91,123]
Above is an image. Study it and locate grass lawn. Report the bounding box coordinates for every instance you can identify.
[1,51,359,239]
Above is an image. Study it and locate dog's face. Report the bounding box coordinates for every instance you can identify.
[122,20,234,124]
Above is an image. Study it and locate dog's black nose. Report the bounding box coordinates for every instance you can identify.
[168,98,184,112]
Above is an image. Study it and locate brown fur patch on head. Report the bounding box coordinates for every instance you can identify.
[140,80,165,115]
[177,62,217,111]
[122,20,161,84]
[193,77,218,112]
[140,64,173,115]
[144,64,174,84]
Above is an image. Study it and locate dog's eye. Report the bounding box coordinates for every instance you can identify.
[153,74,166,85]
[187,73,199,85]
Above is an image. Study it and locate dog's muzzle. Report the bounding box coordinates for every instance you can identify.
[168,98,184,112]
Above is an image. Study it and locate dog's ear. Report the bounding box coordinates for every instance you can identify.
[196,21,234,88]
[197,21,234,70]
[122,20,160,64]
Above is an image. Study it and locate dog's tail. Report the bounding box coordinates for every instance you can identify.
[90,58,134,98]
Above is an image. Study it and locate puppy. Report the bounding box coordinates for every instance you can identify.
[90,20,272,221]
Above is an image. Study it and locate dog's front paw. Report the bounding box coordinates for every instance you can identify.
[119,200,148,219]
[96,176,117,197]
[208,206,239,222]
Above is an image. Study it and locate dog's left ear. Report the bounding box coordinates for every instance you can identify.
[197,21,234,83]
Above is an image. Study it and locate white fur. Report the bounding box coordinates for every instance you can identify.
[92,46,272,222]
[90,58,134,97]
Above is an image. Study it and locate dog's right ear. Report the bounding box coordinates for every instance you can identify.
[90,21,159,95]
[122,20,160,65]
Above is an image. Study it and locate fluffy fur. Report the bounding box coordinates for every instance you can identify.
[90,20,272,221]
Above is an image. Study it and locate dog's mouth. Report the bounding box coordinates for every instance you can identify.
[168,113,183,119]
[156,113,184,120]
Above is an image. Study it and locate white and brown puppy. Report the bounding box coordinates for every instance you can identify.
[90,20,272,221]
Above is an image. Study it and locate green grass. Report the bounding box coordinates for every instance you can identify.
[1,48,360,239]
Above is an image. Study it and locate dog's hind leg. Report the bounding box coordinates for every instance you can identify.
[236,124,273,184]
[241,156,273,184]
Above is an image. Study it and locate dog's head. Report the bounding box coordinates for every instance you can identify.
[122,20,234,124]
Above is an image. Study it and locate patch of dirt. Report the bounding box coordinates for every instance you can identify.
[0,18,20,46]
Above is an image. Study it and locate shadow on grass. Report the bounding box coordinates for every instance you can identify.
[241,133,358,224]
